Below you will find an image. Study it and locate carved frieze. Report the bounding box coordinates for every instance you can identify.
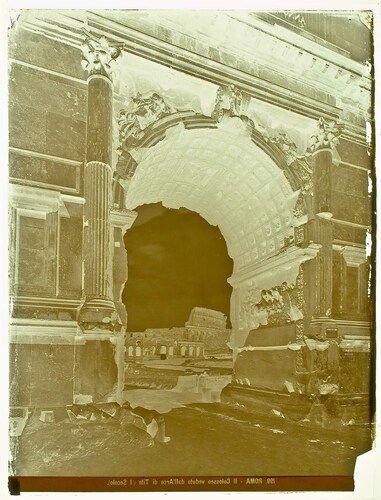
[81,29,123,79]
[306,117,344,155]
[256,281,303,326]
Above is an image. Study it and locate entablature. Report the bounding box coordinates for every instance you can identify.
[15,9,372,143]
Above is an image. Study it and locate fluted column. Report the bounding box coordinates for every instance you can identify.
[77,32,123,332]
[84,161,112,299]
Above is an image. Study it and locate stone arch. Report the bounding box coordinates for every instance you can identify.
[123,116,303,274]
[116,110,317,363]
[115,111,310,197]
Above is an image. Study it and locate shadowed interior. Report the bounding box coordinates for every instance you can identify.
[123,203,233,331]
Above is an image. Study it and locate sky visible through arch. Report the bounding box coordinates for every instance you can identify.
[122,203,233,331]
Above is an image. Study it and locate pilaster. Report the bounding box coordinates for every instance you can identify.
[304,118,343,339]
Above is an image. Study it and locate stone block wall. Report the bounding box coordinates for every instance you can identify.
[9,26,87,407]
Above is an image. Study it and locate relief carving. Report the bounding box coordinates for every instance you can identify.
[294,267,305,348]
[291,158,313,194]
[274,117,343,195]
[117,93,177,154]
[256,117,343,195]
[304,339,341,396]
[256,281,303,326]
[116,92,177,180]
[293,191,307,219]
[253,122,313,194]
[212,84,250,122]
[80,310,123,334]
[239,278,303,330]
[269,132,299,166]
[239,286,264,331]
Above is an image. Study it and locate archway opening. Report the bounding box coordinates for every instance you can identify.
[122,123,301,338]
[122,202,233,331]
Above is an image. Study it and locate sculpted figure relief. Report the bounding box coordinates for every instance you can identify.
[117,92,177,154]
[212,84,249,122]
[269,132,299,166]
[239,280,303,330]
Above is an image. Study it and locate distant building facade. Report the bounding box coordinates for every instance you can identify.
[126,307,231,360]
[126,328,204,360]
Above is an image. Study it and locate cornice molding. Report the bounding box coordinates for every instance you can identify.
[17,11,371,144]
[229,12,370,78]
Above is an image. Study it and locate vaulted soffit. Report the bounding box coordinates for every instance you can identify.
[124,122,299,276]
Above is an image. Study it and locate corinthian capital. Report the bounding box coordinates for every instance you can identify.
[306,117,344,155]
[81,29,123,79]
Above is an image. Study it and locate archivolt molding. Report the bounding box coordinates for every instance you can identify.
[114,85,343,282]
[114,85,343,202]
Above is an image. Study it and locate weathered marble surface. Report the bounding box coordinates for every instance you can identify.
[9,65,86,161]
[9,28,86,79]
[74,340,118,403]
[9,343,74,407]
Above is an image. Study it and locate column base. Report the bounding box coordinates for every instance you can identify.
[77,297,122,333]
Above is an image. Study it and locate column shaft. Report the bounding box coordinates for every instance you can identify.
[308,216,333,317]
[84,160,112,299]
[86,76,113,165]
[78,73,120,330]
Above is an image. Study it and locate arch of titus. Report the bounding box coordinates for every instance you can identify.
[9,11,373,418]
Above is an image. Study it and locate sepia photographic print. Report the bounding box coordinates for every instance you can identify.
[6,4,379,494]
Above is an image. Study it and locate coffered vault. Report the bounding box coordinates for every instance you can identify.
[124,121,300,277]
